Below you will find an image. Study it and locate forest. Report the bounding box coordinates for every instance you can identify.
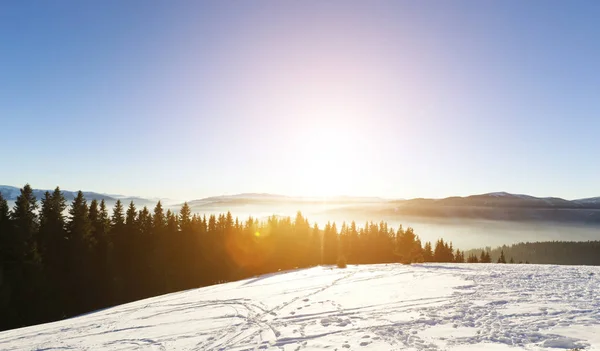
[0,184,551,331]
[466,240,600,266]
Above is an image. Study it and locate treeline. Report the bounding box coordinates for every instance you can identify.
[466,241,600,266]
[2,184,483,331]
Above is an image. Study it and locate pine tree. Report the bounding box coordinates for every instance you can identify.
[153,201,165,231]
[322,222,338,265]
[497,250,506,264]
[38,188,68,320]
[66,191,94,315]
[111,200,125,229]
[509,257,514,264]
[90,199,112,308]
[309,223,321,266]
[0,192,10,263]
[125,201,138,230]
[454,249,464,263]
[179,202,192,232]
[422,242,433,262]
[484,251,492,263]
[0,192,14,329]
[9,184,42,326]
[467,253,479,263]
[11,184,40,264]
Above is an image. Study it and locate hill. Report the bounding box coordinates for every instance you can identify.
[0,185,165,208]
[1,263,599,350]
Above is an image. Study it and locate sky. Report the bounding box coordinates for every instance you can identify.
[1,1,600,201]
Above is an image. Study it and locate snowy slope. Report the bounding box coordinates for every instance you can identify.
[1,264,600,350]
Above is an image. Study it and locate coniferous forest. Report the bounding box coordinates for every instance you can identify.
[5,184,598,331]
[0,184,471,331]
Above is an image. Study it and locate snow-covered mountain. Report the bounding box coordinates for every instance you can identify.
[1,263,599,350]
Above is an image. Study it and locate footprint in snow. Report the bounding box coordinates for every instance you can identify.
[303,298,309,302]
[360,341,371,346]
[342,344,350,348]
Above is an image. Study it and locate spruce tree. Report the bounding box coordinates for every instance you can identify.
[11,184,40,264]
[423,242,433,262]
[111,200,125,229]
[66,191,94,315]
[179,202,192,232]
[309,223,321,266]
[38,188,68,320]
[89,199,111,308]
[0,192,12,265]
[322,222,338,265]
[9,184,42,327]
[0,192,14,330]
[497,250,506,264]
[153,201,165,231]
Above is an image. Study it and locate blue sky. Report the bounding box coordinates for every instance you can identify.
[1,1,599,200]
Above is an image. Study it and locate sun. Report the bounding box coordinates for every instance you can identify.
[289,109,368,197]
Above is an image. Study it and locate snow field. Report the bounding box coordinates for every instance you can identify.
[1,263,599,350]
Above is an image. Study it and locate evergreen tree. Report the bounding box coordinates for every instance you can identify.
[111,200,125,229]
[125,201,138,229]
[422,242,433,262]
[348,221,360,263]
[90,199,112,308]
[467,253,479,263]
[179,202,192,232]
[309,223,321,265]
[66,191,94,315]
[153,201,165,231]
[9,184,41,327]
[497,250,506,264]
[0,192,10,262]
[38,188,68,320]
[11,184,40,264]
[0,192,15,330]
[484,251,492,263]
[322,222,338,265]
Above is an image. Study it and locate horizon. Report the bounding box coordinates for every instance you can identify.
[1,183,599,202]
[2,1,600,200]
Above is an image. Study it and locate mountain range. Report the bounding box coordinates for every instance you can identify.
[3,185,600,225]
[0,185,165,207]
[2,185,599,210]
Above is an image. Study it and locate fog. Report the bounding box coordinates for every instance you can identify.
[8,199,600,251]
[184,202,600,250]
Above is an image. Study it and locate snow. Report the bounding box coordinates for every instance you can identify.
[1,263,600,350]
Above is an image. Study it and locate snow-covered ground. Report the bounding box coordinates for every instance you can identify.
[1,264,600,350]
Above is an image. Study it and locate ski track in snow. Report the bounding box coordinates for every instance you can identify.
[1,264,600,350]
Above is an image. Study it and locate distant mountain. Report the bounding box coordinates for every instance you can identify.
[185,193,387,207]
[0,185,160,207]
[573,197,600,206]
[374,192,600,225]
[398,192,585,209]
